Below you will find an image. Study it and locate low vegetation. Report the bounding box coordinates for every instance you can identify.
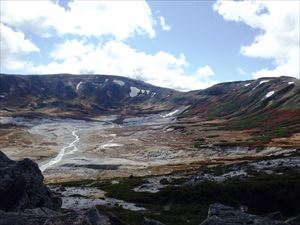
[56,168,300,225]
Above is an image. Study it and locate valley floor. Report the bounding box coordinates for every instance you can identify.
[0,112,300,224]
[0,113,299,184]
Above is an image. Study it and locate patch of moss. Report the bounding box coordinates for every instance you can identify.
[225,114,269,130]
[54,163,300,225]
[208,100,242,118]
[283,103,300,110]
[92,177,155,204]
[92,171,300,225]
[221,111,300,143]
[97,205,144,225]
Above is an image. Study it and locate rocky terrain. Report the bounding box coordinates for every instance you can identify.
[200,203,300,225]
[1,151,299,225]
[0,151,61,211]
[0,74,299,224]
[0,74,178,118]
[0,151,126,225]
[1,74,299,148]
[176,76,300,148]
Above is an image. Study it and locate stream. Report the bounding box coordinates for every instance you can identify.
[40,130,80,172]
[0,109,181,174]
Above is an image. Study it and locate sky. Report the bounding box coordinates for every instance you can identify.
[0,0,299,91]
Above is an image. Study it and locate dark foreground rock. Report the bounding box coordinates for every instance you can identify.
[0,207,113,225]
[0,151,125,225]
[1,151,298,225]
[200,203,294,225]
[0,151,61,211]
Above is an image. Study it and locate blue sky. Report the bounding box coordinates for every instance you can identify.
[0,0,299,90]
[141,0,270,81]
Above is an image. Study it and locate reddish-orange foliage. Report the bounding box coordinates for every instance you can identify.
[192,104,213,114]
[262,109,300,126]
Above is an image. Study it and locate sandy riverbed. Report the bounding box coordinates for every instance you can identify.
[0,112,297,183]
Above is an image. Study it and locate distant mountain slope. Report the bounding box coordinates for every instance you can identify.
[0,74,178,118]
[177,76,300,146]
[182,76,300,118]
[1,74,299,145]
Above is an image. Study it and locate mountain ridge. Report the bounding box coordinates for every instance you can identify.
[1,74,299,146]
[0,74,179,118]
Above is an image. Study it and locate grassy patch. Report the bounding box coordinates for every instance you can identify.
[89,171,300,225]
[283,103,300,110]
[225,114,269,130]
[221,112,300,144]
[97,205,144,225]
[207,100,242,118]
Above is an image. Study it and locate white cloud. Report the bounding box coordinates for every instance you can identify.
[0,0,155,40]
[50,39,94,60]
[214,0,300,79]
[0,23,39,71]
[159,16,171,31]
[28,39,217,91]
[0,0,218,90]
[197,65,214,77]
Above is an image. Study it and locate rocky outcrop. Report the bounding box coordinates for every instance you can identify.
[0,151,61,211]
[200,203,288,225]
[0,74,177,118]
[0,207,113,225]
[0,151,125,225]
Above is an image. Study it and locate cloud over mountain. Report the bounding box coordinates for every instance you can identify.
[214,0,299,79]
[0,0,217,91]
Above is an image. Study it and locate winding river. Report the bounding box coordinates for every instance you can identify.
[0,110,181,173]
[40,130,80,172]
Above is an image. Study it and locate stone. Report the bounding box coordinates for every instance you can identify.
[144,217,166,225]
[199,215,225,225]
[200,203,287,225]
[0,151,126,225]
[0,151,62,211]
[0,207,125,225]
[0,208,87,225]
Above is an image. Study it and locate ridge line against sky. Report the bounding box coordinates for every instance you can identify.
[0,0,299,91]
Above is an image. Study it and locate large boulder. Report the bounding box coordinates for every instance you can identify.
[0,151,126,225]
[200,203,286,225]
[0,151,61,211]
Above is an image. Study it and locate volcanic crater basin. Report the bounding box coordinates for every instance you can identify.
[0,112,188,181]
[0,113,298,184]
